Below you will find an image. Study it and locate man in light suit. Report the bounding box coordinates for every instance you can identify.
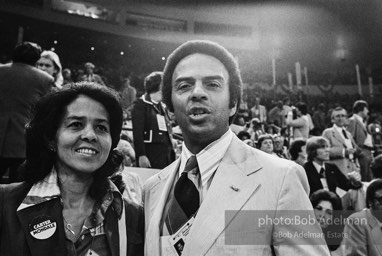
[0,42,53,183]
[250,96,267,124]
[322,107,360,176]
[348,100,373,181]
[143,40,329,256]
[342,179,382,256]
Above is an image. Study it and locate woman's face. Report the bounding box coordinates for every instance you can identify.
[37,57,57,77]
[315,144,330,162]
[314,200,333,229]
[54,95,112,176]
[260,139,273,154]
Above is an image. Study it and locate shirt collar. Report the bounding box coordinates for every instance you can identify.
[354,113,364,123]
[333,124,343,131]
[179,129,234,187]
[312,161,325,174]
[141,94,153,105]
[17,169,123,218]
[17,168,61,211]
[92,179,124,223]
[333,124,347,135]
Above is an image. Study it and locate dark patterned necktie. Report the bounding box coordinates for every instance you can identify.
[342,129,349,139]
[174,156,200,218]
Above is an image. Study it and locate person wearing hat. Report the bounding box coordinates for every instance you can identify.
[143,40,329,256]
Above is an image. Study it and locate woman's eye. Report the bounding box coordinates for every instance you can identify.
[68,122,82,128]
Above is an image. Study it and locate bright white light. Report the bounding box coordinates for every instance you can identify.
[53,40,58,44]
[51,47,55,51]
[162,57,165,61]
[91,47,95,51]
[120,51,124,55]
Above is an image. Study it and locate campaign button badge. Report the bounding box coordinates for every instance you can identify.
[29,215,57,240]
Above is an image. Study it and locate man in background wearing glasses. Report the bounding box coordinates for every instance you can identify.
[323,107,360,176]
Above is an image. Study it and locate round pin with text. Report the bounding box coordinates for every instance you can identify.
[29,215,57,240]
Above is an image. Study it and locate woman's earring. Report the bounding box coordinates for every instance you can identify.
[48,144,56,152]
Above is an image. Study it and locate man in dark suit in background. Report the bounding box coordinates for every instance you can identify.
[304,136,362,196]
[348,100,374,181]
[131,71,175,169]
[0,42,54,183]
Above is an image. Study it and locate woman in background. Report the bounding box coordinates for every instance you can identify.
[310,189,343,255]
[257,134,275,155]
[37,50,63,88]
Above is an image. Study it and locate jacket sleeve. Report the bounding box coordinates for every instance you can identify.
[273,163,331,255]
[342,213,368,256]
[286,116,306,128]
[131,100,147,158]
[333,164,352,191]
[347,119,358,144]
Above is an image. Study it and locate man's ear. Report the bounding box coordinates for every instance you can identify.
[229,103,238,117]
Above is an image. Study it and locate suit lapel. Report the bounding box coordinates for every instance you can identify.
[142,94,161,114]
[331,128,346,147]
[324,163,336,191]
[355,117,367,135]
[17,198,66,256]
[104,208,119,256]
[146,159,180,256]
[306,161,323,192]
[183,138,262,256]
